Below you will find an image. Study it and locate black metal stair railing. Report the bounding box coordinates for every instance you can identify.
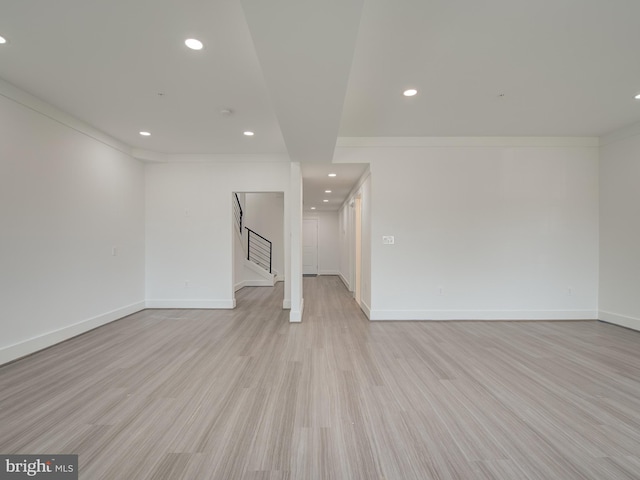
[233,193,243,235]
[246,227,272,274]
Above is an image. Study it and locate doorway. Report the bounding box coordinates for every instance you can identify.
[232,191,285,307]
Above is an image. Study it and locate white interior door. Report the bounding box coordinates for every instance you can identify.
[303,219,318,275]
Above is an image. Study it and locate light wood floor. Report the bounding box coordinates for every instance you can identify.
[1,276,639,479]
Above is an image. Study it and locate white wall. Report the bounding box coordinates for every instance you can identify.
[145,161,292,309]
[303,211,340,275]
[336,143,599,320]
[0,90,145,364]
[245,193,285,280]
[599,129,640,331]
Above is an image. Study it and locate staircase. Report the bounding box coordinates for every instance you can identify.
[246,228,272,273]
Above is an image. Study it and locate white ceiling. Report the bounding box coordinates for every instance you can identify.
[2,0,640,210]
[0,0,287,155]
[340,0,640,137]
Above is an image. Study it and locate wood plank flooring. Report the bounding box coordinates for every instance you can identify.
[1,276,639,479]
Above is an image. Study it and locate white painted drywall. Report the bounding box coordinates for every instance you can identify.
[0,92,145,364]
[599,130,640,331]
[145,161,294,309]
[303,211,340,275]
[245,193,285,280]
[336,144,599,320]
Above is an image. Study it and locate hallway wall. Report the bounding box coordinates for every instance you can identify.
[338,172,372,315]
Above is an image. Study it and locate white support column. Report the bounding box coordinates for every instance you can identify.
[289,162,304,322]
[283,188,291,309]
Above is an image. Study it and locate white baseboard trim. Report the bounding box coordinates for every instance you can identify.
[361,300,371,319]
[368,309,598,321]
[145,299,235,309]
[0,301,145,366]
[243,259,275,285]
[236,280,278,291]
[599,310,640,332]
[338,273,351,291]
[283,298,291,309]
[319,270,339,276]
[290,298,304,323]
[243,280,276,287]
[337,136,599,148]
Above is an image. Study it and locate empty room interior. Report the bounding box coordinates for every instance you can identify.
[1,1,640,479]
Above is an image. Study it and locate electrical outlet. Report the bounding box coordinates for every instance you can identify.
[382,236,395,245]
[567,287,573,296]
[438,287,444,296]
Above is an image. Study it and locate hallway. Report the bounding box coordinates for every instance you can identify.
[1,277,639,479]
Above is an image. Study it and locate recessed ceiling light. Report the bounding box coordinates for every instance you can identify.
[243,131,254,136]
[0,36,7,44]
[635,93,640,100]
[328,173,337,177]
[403,89,418,97]
[139,131,151,136]
[323,199,329,203]
[325,190,332,193]
[185,38,204,50]
[310,207,316,210]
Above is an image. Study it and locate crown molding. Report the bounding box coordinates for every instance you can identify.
[336,136,599,148]
[0,77,132,156]
[132,151,291,163]
[599,121,640,147]
[130,149,168,162]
